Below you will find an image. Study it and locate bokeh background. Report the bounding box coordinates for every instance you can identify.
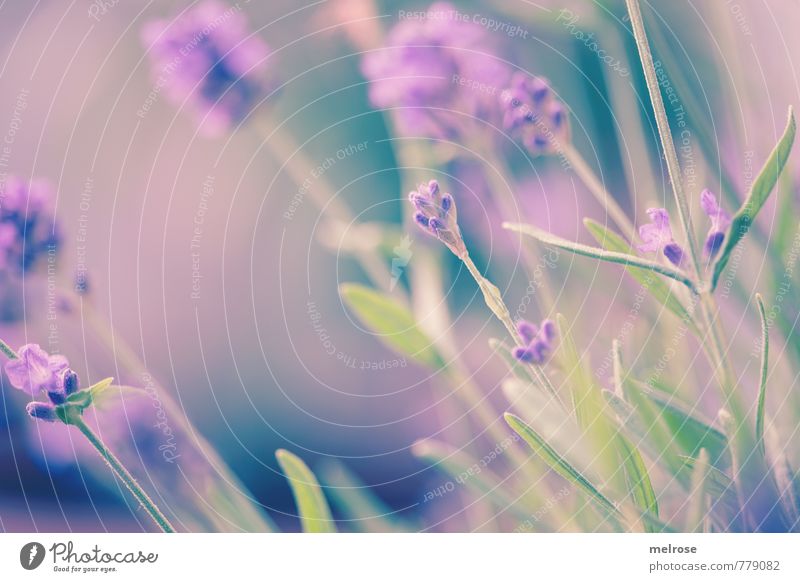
[1,0,799,532]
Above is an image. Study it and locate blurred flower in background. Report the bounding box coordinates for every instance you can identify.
[141,0,275,136]
[361,1,511,137]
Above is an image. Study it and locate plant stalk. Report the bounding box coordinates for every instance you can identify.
[72,415,176,533]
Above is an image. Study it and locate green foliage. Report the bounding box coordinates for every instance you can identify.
[340,283,446,370]
[712,108,796,289]
[276,449,336,533]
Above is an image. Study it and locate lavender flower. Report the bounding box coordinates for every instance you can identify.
[361,2,511,137]
[500,72,570,156]
[0,176,60,273]
[141,0,274,136]
[4,344,80,422]
[512,319,556,364]
[700,189,731,260]
[637,208,684,267]
[409,180,466,257]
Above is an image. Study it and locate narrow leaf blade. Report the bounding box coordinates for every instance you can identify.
[504,413,619,518]
[712,107,796,289]
[276,449,336,533]
[340,284,445,370]
[504,222,698,292]
[585,218,695,327]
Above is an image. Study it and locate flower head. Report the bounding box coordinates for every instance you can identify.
[500,72,570,156]
[0,176,60,273]
[3,344,80,423]
[700,189,731,260]
[409,180,466,257]
[637,208,684,267]
[361,2,510,137]
[141,0,274,136]
[512,319,556,364]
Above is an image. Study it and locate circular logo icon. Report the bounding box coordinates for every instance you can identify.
[20,542,46,570]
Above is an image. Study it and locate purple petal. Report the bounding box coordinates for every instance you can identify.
[663,242,685,267]
[540,319,556,343]
[704,231,726,259]
[26,401,57,422]
[4,344,52,396]
[516,320,538,344]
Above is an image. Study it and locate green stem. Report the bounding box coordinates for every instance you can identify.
[625,0,702,277]
[626,0,749,435]
[562,143,636,239]
[72,415,176,533]
[0,338,19,359]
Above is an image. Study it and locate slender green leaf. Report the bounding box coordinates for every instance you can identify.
[340,284,445,370]
[88,377,115,401]
[686,449,712,532]
[712,107,796,289]
[276,449,336,533]
[505,222,699,293]
[504,413,620,519]
[602,389,685,480]
[641,387,730,469]
[616,434,659,531]
[755,294,769,456]
[608,347,659,528]
[556,314,597,428]
[585,218,695,328]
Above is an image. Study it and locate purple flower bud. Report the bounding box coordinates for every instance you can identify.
[4,344,70,396]
[62,369,79,396]
[704,231,726,259]
[440,193,453,215]
[47,390,66,405]
[501,72,570,157]
[428,180,440,196]
[516,320,538,344]
[663,242,685,267]
[699,189,731,260]
[428,217,445,232]
[414,213,430,228]
[141,1,275,136]
[360,4,511,137]
[541,319,556,342]
[513,346,539,364]
[510,318,557,365]
[0,176,60,275]
[26,401,57,422]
